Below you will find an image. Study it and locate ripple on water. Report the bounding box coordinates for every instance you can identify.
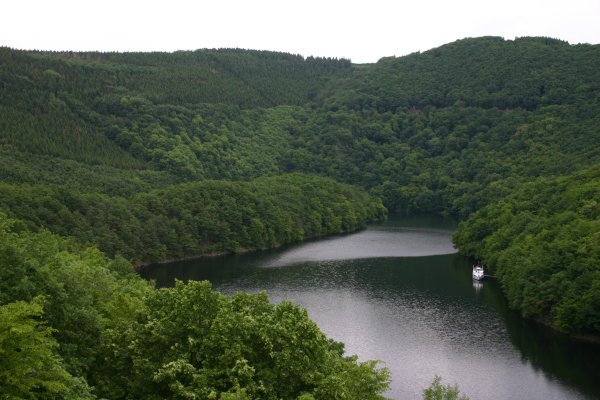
[143,219,600,400]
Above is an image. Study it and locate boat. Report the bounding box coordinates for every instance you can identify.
[472,264,485,281]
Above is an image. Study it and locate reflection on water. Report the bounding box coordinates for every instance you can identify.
[472,280,483,295]
[261,225,457,267]
[142,216,600,400]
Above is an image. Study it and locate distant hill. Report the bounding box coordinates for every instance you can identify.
[0,47,350,190]
[320,36,600,111]
[0,47,351,108]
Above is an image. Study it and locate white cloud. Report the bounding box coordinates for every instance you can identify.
[2,0,599,63]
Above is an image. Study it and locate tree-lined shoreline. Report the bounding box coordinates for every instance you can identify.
[1,36,598,398]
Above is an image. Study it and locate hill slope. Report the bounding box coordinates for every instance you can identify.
[0,37,599,338]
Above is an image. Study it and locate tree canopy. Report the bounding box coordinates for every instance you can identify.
[0,214,390,399]
[1,36,599,396]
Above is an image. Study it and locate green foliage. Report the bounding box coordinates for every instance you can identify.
[1,36,600,396]
[2,39,599,216]
[0,174,385,263]
[0,47,350,109]
[0,46,349,191]
[272,37,599,217]
[423,376,469,400]
[99,280,390,400]
[0,297,93,399]
[0,214,388,399]
[104,102,302,180]
[0,212,152,381]
[323,37,600,111]
[454,165,600,334]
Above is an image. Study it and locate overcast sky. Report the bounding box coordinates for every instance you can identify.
[2,0,599,63]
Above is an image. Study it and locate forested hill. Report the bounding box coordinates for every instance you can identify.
[320,36,600,111]
[0,37,599,398]
[0,47,351,107]
[0,47,391,399]
[285,37,600,216]
[288,37,600,337]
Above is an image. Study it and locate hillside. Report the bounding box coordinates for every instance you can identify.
[0,47,349,192]
[289,36,600,215]
[0,36,599,398]
[3,38,599,205]
[322,36,600,111]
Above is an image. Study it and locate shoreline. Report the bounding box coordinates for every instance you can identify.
[134,224,374,271]
[134,247,256,270]
[137,225,600,345]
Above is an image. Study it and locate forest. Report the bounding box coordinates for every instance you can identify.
[0,36,599,398]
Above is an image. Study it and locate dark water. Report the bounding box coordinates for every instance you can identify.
[142,216,600,400]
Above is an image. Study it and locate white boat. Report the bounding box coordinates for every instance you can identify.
[472,264,485,281]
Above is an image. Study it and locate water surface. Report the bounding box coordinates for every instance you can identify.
[142,216,600,399]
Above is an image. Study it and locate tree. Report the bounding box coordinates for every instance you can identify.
[0,297,92,399]
[100,280,390,399]
[423,376,469,400]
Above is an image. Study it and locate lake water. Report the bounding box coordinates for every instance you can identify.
[141,216,600,399]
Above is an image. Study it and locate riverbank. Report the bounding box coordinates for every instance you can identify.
[140,216,600,400]
[134,224,377,270]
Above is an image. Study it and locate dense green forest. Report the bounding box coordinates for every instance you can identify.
[0,36,599,397]
[0,174,385,263]
[454,164,600,334]
[0,215,389,399]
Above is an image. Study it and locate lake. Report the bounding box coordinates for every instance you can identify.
[141,215,600,399]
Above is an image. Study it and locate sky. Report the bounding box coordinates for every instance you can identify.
[2,0,599,63]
